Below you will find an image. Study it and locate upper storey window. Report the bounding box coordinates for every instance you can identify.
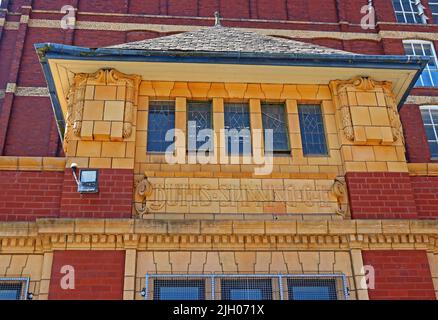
[420,106,438,158]
[147,101,175,153]
[187,101,213,153]
[430,0,438,23]
[403,40,438,87]
[392,0,428,24]
[298,104,328,156]
[261,103,290,154]
[224,103,251,156]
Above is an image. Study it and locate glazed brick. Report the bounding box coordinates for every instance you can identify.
[49,250,125,300]
[0,171,63,221]
[346,172,417,219]
[59,169,133,219]
[362,250,435,300]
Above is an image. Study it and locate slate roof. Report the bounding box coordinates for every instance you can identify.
[107,25,354,56]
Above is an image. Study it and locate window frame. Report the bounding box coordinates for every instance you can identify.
[223,102,252,156]
[403,39,438,87]
[297,103,329,157]
[261,102,291,154]
[392,0,427,24]
[186,100,214,154]
[146,100,176,154]
[420,105,438,159]
[0,277,30,301]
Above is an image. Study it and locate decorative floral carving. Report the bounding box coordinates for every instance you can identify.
[134,175,153,217]
[331,177,347,217]
[382,82,404,144]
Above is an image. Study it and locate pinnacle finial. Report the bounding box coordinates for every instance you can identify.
[214,11,221,26]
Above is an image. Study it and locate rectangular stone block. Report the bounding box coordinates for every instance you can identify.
[104,101,125,121]
[83,100,104,120]
[95,85,117,100]
[93,121,111,140]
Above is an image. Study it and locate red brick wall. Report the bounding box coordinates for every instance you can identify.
[400,104,431,163]
[411,176,438,219]
[362,250,436,300]
[0,171,63,221]
[49,250,125,300]
[346,172,417,219]
[60,169,133,219]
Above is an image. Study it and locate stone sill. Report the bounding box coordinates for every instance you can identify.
[0,218,436,237]
[408,163,438,176]
[0,156,66,171]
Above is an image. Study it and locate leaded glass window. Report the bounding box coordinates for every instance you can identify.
[420,106,438,158]
[224,103,251,155]
[298,104,328,156]
[261,103,290,153]
[404,40,438,87]
[147,101,175,153]
[187,101,213,152]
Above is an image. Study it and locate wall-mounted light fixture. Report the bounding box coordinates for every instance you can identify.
[70,163,99,194]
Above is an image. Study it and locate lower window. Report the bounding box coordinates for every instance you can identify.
[0,278,29,300]
[145,274,348,300]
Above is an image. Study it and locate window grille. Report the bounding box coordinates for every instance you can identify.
[298,104,328,156]
[147,101,175,153]
[404,40,438,87]
[261,103,290,153]
[420,106,438,158]
[0,278,30,300]
[143,274,349,301]
[392,0,427,24]
[187,101,213,152]
[224,103,251,155]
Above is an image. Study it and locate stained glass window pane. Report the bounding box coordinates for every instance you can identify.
[224,103,251,155]
[298,104,328,156]
[187,101,213,152]
[221,279,273,300]
[261,103,290,152]
[153,280,205,300]
[147,101,175,153]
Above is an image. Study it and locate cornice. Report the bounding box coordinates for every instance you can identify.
[0,219,437,253]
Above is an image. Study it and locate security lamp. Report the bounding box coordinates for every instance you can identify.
[140,288,147,297]
[27,292,34,300]
[70,163,99,194]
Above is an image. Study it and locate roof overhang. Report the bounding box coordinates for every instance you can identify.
[35,42,429,140]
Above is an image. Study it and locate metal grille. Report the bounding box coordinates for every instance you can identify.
[144,274,348,301]
[224,103,251,155]
[187,101,213,152]
[420,106,438,158]
[261,103,290,152]
[404,40,438,87]
[298,104,328,156]
[0,278,30,300]
[392,0,424,24]
[147,101,175,153]
[286,276,342,300]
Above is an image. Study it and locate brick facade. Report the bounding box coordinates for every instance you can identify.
[60,169,133,219]
[0,170,63,221]
[49,250,125,300]
[0,0,437,301]
[346,172,418,219]
[362,250,436,300]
